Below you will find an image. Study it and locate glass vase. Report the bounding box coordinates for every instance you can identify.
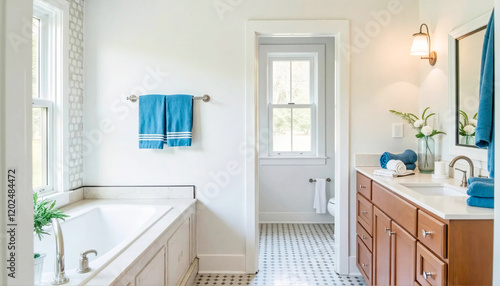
[418,136,435,173]
[34,253,46,285]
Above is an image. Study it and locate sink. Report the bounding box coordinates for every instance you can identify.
[400,183,467,197]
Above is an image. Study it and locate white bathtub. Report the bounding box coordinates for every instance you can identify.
[34,201,172,285]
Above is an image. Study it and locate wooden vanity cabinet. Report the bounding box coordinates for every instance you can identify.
[356,172,493,286]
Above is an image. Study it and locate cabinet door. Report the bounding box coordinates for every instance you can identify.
[373,207,391,286]
[391,221,416,286]
[136,247,166,286]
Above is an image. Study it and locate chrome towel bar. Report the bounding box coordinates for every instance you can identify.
[126,94,210,103]
[309,178,331,183]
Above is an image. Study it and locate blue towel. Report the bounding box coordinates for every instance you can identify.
[139,94,166,149]
[165,94,193,147]
[476,10,495,178]
[405,163,416,171]
[468,177,494,185]
[467,196,494,209]
[467,181,495,198]
[380,149,417,169]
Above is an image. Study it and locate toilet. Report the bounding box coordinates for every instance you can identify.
[327,198,335,217]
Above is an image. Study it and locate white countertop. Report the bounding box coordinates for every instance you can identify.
[356,167,494,220]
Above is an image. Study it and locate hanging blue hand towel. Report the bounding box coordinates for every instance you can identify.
[466,196,494,209]
[475,10,495,177]
[466,181,495,198]
[165,94,193,147]
[380,149,417,169]
[139,94,166,149]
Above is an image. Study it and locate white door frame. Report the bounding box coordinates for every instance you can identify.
[244,20,350,274]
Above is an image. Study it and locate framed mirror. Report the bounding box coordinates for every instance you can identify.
[448,13,490,161]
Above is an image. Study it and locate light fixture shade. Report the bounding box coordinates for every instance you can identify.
[410,33,429,56]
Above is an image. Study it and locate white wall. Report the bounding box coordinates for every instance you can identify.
[418,0,493,167]
[84,0,420,273]
[1,0,34,284]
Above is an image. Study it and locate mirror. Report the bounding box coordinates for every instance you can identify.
[449,13,490,160]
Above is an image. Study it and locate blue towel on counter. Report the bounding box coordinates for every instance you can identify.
[476,10,495,178]
[380,149,417,169]
[165,94,193,147]
[467,196,494,209]
[468,177,495,185]
[467,181,495,198]
[405,163,416,171]
[139,94,166,149]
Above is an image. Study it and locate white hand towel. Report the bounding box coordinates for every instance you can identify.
[386,159,407,174]
[313,178,327,214]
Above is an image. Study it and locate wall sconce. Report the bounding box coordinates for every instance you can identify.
[411,23,437,66]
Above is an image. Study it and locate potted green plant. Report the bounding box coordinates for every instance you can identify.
[33,193,69,285]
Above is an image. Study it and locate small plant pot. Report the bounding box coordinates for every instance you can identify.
[34,253,46,285]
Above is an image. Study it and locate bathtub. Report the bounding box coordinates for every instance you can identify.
[34,201,172,285]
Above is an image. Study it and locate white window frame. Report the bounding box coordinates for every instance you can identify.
[258,43,327,165]
[33,0,69,196]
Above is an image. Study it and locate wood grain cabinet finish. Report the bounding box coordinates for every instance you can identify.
[416,242,447,286]
[417,210,447,258]
[356,172,493,286]
[357,194,373,236]
[357,173,372,199]
[356,222,372,252]
[356,236,372,285]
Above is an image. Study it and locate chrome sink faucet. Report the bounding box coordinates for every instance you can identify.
[51,218,69,285]
[449,155,474,187]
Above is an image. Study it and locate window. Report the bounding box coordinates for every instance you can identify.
[258,40,328,164]
[32,0,67,194]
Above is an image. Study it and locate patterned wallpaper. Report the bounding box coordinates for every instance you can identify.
[68,0,84,189]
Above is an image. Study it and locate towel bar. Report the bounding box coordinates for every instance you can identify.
[127,94,210,103]
[309,178,331,183]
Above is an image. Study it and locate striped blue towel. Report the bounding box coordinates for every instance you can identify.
[165,94,193,147]
[139,94,166,149]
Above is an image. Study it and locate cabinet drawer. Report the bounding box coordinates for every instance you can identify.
[416,243,447,286]
[418,210,447,258]
[357,194,373,235]
[357,173,372,199]
[357,236,372,285]
[372,182,417,237]
[356,222,372,252]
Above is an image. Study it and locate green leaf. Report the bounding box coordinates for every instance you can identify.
[33,193,69,241]
[415,133,425,138]
[473,113,478,120]
[424,112,435,122]
[421,107,430,120]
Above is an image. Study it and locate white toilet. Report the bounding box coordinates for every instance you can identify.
[327,198,336,217]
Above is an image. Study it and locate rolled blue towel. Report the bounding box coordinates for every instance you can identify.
[380,149,417,169]
[467,196,494,208]
[468,177,494,185]
[405,163,416,170]
[466,181,495,198]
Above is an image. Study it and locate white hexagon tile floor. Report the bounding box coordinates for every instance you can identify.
[193,224,367,286]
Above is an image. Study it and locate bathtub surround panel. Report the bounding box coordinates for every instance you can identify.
[82,186,195,199]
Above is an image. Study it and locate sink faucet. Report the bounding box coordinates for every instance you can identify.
[51,218,69,285]
[449,155,474,187]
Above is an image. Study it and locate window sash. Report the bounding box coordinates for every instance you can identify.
[268,104,316,156]
[32,98,54,193]
[268,56,315,105]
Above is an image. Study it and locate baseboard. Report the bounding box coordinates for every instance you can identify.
[198,254,246,273]
[260,212,334,223]
[349,256,361,276]
[180,258,199,286]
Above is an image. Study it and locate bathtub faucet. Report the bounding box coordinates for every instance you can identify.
[50,218,69,285]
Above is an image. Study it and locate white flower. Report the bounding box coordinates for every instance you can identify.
[464,125,475,135]
[414,120,425,128]
[421,126,433,136]
[469,119,477,127]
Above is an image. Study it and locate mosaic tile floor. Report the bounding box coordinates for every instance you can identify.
[194,223,366,286]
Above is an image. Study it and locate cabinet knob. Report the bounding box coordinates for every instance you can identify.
[361,210,368,215]
[422,229,432,238]
[384,227,391,232]
[362,263,368,268]
[359,185,366,189]
[423,271,433,280]
[388,231,395,237]
[361,235,367,240]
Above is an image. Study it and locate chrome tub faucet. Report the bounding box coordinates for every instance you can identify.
[50,218,69,285]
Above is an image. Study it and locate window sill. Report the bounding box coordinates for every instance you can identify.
[259,156,327,166]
